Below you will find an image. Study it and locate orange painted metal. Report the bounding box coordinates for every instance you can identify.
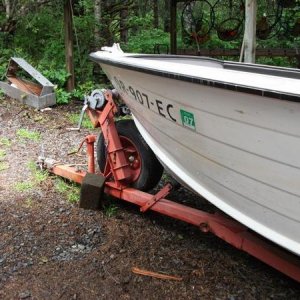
[51,165,86,184]
[86,109,101,128]
[85,135,96,173]
[49,161,300,282]
[47,89,300,283]
[117,135,142,183]
[100,91,132,183]
[140,183,173,212]
[103,182,300,282]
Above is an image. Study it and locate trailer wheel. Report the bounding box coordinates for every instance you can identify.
[97,119,163,191]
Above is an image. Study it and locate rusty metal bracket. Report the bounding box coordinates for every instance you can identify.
[140,183,173,213]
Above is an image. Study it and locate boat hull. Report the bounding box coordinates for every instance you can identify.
[94,59,300,256]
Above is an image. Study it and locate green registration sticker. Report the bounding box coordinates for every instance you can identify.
[180,109,196,130]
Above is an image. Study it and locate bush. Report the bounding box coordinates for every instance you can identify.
[124,28,169,53]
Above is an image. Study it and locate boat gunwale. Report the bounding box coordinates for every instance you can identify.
[130,54,300,79]
[89,53,300,103]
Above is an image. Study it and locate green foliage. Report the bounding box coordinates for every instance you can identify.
[13,7,65,67]
[41,69,70,87]
[0,0,298,104]
[55,88,72,105]
[71,81,103,100]
[0,88,5,98]
[0,137,11,147]
[55,178,69,194]
[0,162,9,171]
[123,13,170,53]
[0,138,9,171]
[128,14,154,30]
[68,112,94,129]
[104,203,118,217]
[257,56,298,67]
[23,198,34,208]
[0,49,11,80]
[27,161,49,184]
[39,68,73,104]
[0,2,96,105]
[14,181,35,192]
[13,160,49,191]
[16,129,41,141]
[125,28,169,53]
[55,178,80,203]
[67,190,80,203]
[0,149,6,160]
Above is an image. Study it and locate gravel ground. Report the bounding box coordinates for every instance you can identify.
[0,96,300,300]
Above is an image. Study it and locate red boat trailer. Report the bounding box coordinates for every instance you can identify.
[42,90,300,283]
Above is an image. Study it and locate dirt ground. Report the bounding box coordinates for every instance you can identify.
[0,96,300,300]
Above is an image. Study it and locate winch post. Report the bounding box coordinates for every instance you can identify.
[98,90,132,184]
[84,89,133,184]
[85,135,96,173]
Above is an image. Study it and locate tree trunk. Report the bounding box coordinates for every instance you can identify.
[170,0,177,54]
[153,0,158,28]
[120,4,128,43]
[244,0,257,63]
[164,0,170,32]
[101,0,113,44]
[139,0,149,17]
[94,0,102,49]
[4,0,11,19]
[64,0,75,91]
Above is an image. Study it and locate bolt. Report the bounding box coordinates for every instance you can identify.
[199,222,209,233]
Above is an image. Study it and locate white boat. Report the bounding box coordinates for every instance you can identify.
[90,44,300,257]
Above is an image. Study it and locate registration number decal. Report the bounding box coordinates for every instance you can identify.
[113,76,196,131]
[180,109,196,130]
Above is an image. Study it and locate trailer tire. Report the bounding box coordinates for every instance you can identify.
[97,119,163,191]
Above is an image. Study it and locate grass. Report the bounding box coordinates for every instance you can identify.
[0,89,5,100]
[0,135,9,170]
[27,161,48,183]
[67,190,80,203]
[55,178,69,194]
[0,137,11,147]
[68,113,94,129]
[13,161,49,192]
[0,149,6,160]
[115,115,132,122]
[55,178,80,203]
[0,139,10,172]
[0,162,9,171]
[103,202,118,217]
[14,181,35,192]
[24,198,33,208]
[67,147,79,155]
[16,128,41,141]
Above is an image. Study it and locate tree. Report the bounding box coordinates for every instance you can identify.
[64,0,75,91]
[0,0,60,34]
[153,0,159,29]
[163,0,170,32]
[120,3,129,43]
[94,0,102,48]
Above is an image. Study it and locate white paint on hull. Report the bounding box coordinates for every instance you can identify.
[92,53,300,256]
